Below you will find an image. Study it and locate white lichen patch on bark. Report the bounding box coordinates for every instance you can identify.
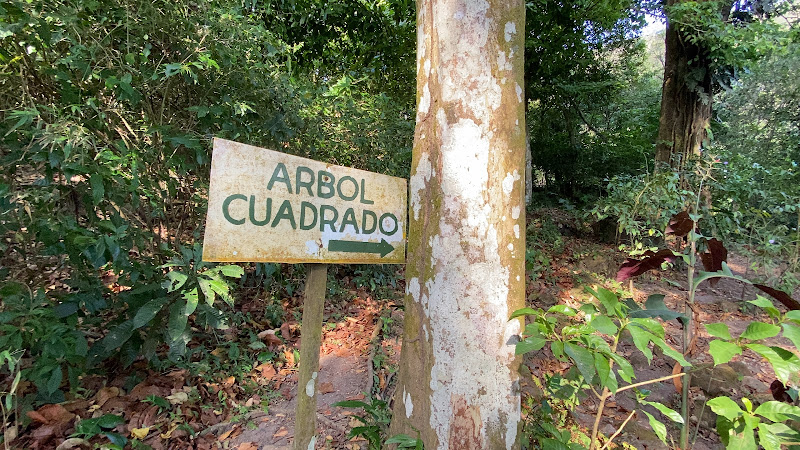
[305,372,318,397]
[514,224,520,238]
[410,153,434,221]
[421,113,520,450]
[435,0,503,113]
[405,390,414,418]
[419,82,431,116]
[504,22,516,42]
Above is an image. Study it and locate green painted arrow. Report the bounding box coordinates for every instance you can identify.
[328,239,394,257]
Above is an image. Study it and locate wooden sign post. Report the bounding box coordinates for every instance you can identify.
[203,138,407,449]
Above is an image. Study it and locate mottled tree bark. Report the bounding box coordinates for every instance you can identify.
[389,0,527,449]
[654,0,713,171]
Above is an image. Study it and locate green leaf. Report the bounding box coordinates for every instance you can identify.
[753,401,800,422]
[90,173,104,205]
[97,414,124,429]
[642,410,668,445]
[748,296,780,319]
[626,325,654,363]
[132,298,167,329]
[103,320,134,351]
[587,286,619,315]
[780,323,800,350]
[198,278,215,305]
[609,353,635,383]
[641,400,684,424]
[218,265,244,278]
[510,307,539,320]
[167,301,189,342]
[516,336,547,355]
[654,339,690,366]
[758,423,782,450]
[745,344,800,384]
[708,397,744,421]
[740,322,781,341]
[548,304,577,316]
[564,342,596,383]
[705,323,733,340]
[709,340,743,366]
[385,434,422,449]
[46,366,62,394]
[594,353,617,393]
[589,315,618,335]
[785,310,800,323]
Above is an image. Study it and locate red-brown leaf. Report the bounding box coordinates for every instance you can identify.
[666,211,694,237]
[754,284,800,311]
[700,238,728,287]
[616,249,677,282]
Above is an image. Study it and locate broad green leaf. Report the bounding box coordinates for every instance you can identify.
[753,401,800,422]
[748,296,780,319]
[626,325,654,363]
[385,434,422,449]
[587,286,619,315]
[654,339,690,366]
[208,279,233,306]
[90,173,104,205]
[509,307,538,320]
[707,396,744,421]
[548,304,577,316]
[551,341,564,360]
[740,322,781,341]
[641,400,684,424]
[564,342,596,383]
[218,265,244,278]
[183,288,199,315]
[745,344,800,383]
[785,310,800,323]
[726,423,757,450]
[642,410,668,445]
[609,353,635,383]
[132,298,167,329]
[631,318,665,338]
[709,340,743,366]
[541,439,571,450]
[516,336,547,355]
[164,271,188,293]
[167,301,188,342]
[594,353,617,393]
[758,423,782,450]
[589,315,618,335]
[46,366,62,394]
[103,320,134,351]
[705,323,733,340]
[693,269,751,291]
[97,414,124,429]
[759,422,800,446]
[198,278,215,305]
[780,323,800,350]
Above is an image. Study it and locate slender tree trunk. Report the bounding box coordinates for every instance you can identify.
[654,0,713,171]
[389,0,527,449]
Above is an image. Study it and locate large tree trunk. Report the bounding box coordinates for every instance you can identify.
[654,0,713,171]
[388,0,527,449]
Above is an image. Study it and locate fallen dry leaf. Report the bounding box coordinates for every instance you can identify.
[218,426,236,441]
[238,443,258,450]
[319,382,335,394]
[258,329,283,347]
[131,427,150,440]
[222,376,236,388]
[94,387,120,407]
[274,427,288,438]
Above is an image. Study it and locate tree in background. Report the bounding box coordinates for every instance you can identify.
[389,0,527,447]
[654,0,795,170]
[523,0,659,197]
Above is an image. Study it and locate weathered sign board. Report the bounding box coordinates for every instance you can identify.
[203,138,407,264]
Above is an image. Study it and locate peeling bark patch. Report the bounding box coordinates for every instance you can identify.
[424,115,520,450]
[419,82,431,116]
[305,372,317,397]
[504,22,516,42]
[448,395,482,449]
[435,0,502,113]
[410,153,434,221]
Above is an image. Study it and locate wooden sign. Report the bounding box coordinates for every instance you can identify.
[203,138,407,264]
